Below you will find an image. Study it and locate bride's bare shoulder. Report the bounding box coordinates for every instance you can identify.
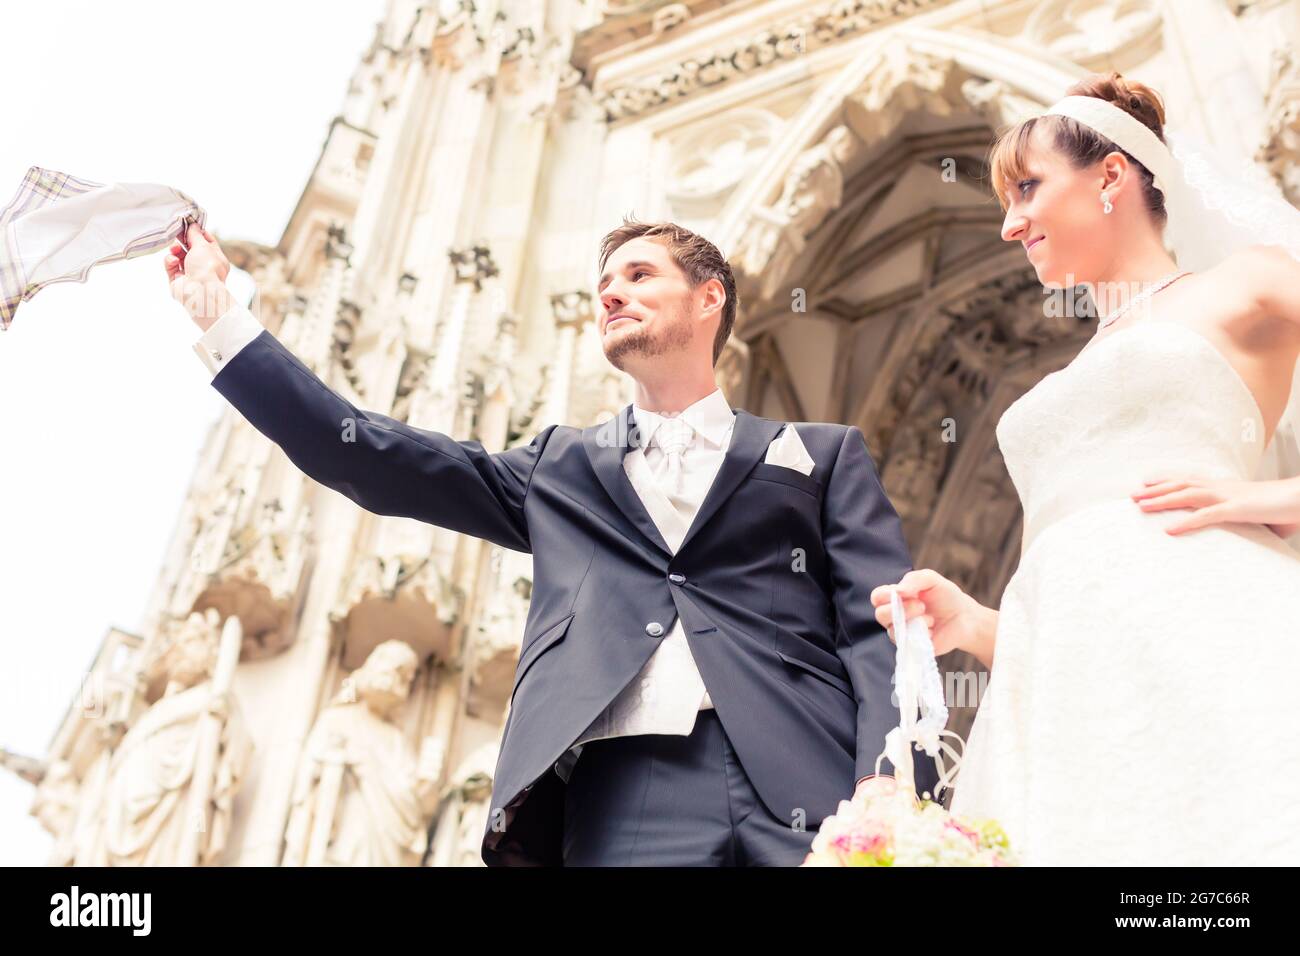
[1226,244,1300,301]
[1204,245,1300,328]
[1222,243,1299,273]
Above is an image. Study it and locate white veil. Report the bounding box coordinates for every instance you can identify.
[1044,96,1300,550]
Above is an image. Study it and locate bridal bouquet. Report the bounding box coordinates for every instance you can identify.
[801,587,1017,867]
[801,775,1016,867]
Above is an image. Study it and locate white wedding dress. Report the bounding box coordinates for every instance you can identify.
[947,319,1300,865]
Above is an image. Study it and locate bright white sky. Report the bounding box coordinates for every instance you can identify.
[0,0,384,865]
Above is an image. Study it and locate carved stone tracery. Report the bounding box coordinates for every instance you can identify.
[1258,47,1300,205]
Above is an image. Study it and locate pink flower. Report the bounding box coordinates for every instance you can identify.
[944,818,980,846]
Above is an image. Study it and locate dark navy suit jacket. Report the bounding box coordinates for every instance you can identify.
[209,327,939,866]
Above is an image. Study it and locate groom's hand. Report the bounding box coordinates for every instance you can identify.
[165,222,234,331]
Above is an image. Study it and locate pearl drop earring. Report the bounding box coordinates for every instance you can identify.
[1102,192,1114,214]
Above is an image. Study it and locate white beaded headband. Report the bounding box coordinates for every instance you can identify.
[1041,95,1175,195]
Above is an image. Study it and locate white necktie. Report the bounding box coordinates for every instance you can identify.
[653,416,695,502]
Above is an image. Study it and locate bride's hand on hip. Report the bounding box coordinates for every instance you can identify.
[1131,475,1300,537]
[869,568,982,657]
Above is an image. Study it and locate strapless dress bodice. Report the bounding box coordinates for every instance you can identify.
[996,321,1266,553]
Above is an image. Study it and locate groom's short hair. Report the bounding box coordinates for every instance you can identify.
[598,218,738,367]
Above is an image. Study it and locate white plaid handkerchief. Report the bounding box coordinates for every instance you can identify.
[1,166,205,330]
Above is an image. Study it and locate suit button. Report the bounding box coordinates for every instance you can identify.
[645,621,664,637]
[668,573,686,585]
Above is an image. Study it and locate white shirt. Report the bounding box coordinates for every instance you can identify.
[559,386,737,777]
[193,299,263,375]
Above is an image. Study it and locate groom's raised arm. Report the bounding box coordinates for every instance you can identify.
[822,425,940,798]
[192,299,556,554]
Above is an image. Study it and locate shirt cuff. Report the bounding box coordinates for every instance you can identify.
[192,299,264,377]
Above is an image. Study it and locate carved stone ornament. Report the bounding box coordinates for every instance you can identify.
[1258,47,1300,205]
[596,0,948,122]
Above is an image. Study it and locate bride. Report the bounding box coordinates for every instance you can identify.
[871,72,1300,865]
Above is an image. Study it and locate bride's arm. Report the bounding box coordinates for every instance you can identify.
[1239,244,1300,326]
[1132,246,1300,537]
[963,604,1000,672]
[871,569,1001,670]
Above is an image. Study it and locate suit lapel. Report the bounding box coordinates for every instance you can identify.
[582,404,672,557]
[582,406,784,559]
[677,409,782,554]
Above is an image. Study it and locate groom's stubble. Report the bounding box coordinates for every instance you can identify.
[602,289,696,373]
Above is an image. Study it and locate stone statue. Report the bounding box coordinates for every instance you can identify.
[98,610,252,866]
[282,640,441,866]
[7,668,131,866]
[28,759,79,866]
[424,740,498,867]
[449,742,498,868]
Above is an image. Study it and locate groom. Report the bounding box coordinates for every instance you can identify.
[170,218,938,866]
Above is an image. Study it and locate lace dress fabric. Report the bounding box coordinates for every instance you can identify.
[948,320,1300,865]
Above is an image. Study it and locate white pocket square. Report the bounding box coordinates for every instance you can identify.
[764,424,816,476]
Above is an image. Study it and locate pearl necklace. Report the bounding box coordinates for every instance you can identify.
[1096,270,1192,331]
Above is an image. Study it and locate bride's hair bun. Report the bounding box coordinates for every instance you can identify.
[989,71,1169,228]
[1067,71,1167,142]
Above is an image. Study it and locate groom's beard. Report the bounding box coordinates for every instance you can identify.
[603,295,694,371]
